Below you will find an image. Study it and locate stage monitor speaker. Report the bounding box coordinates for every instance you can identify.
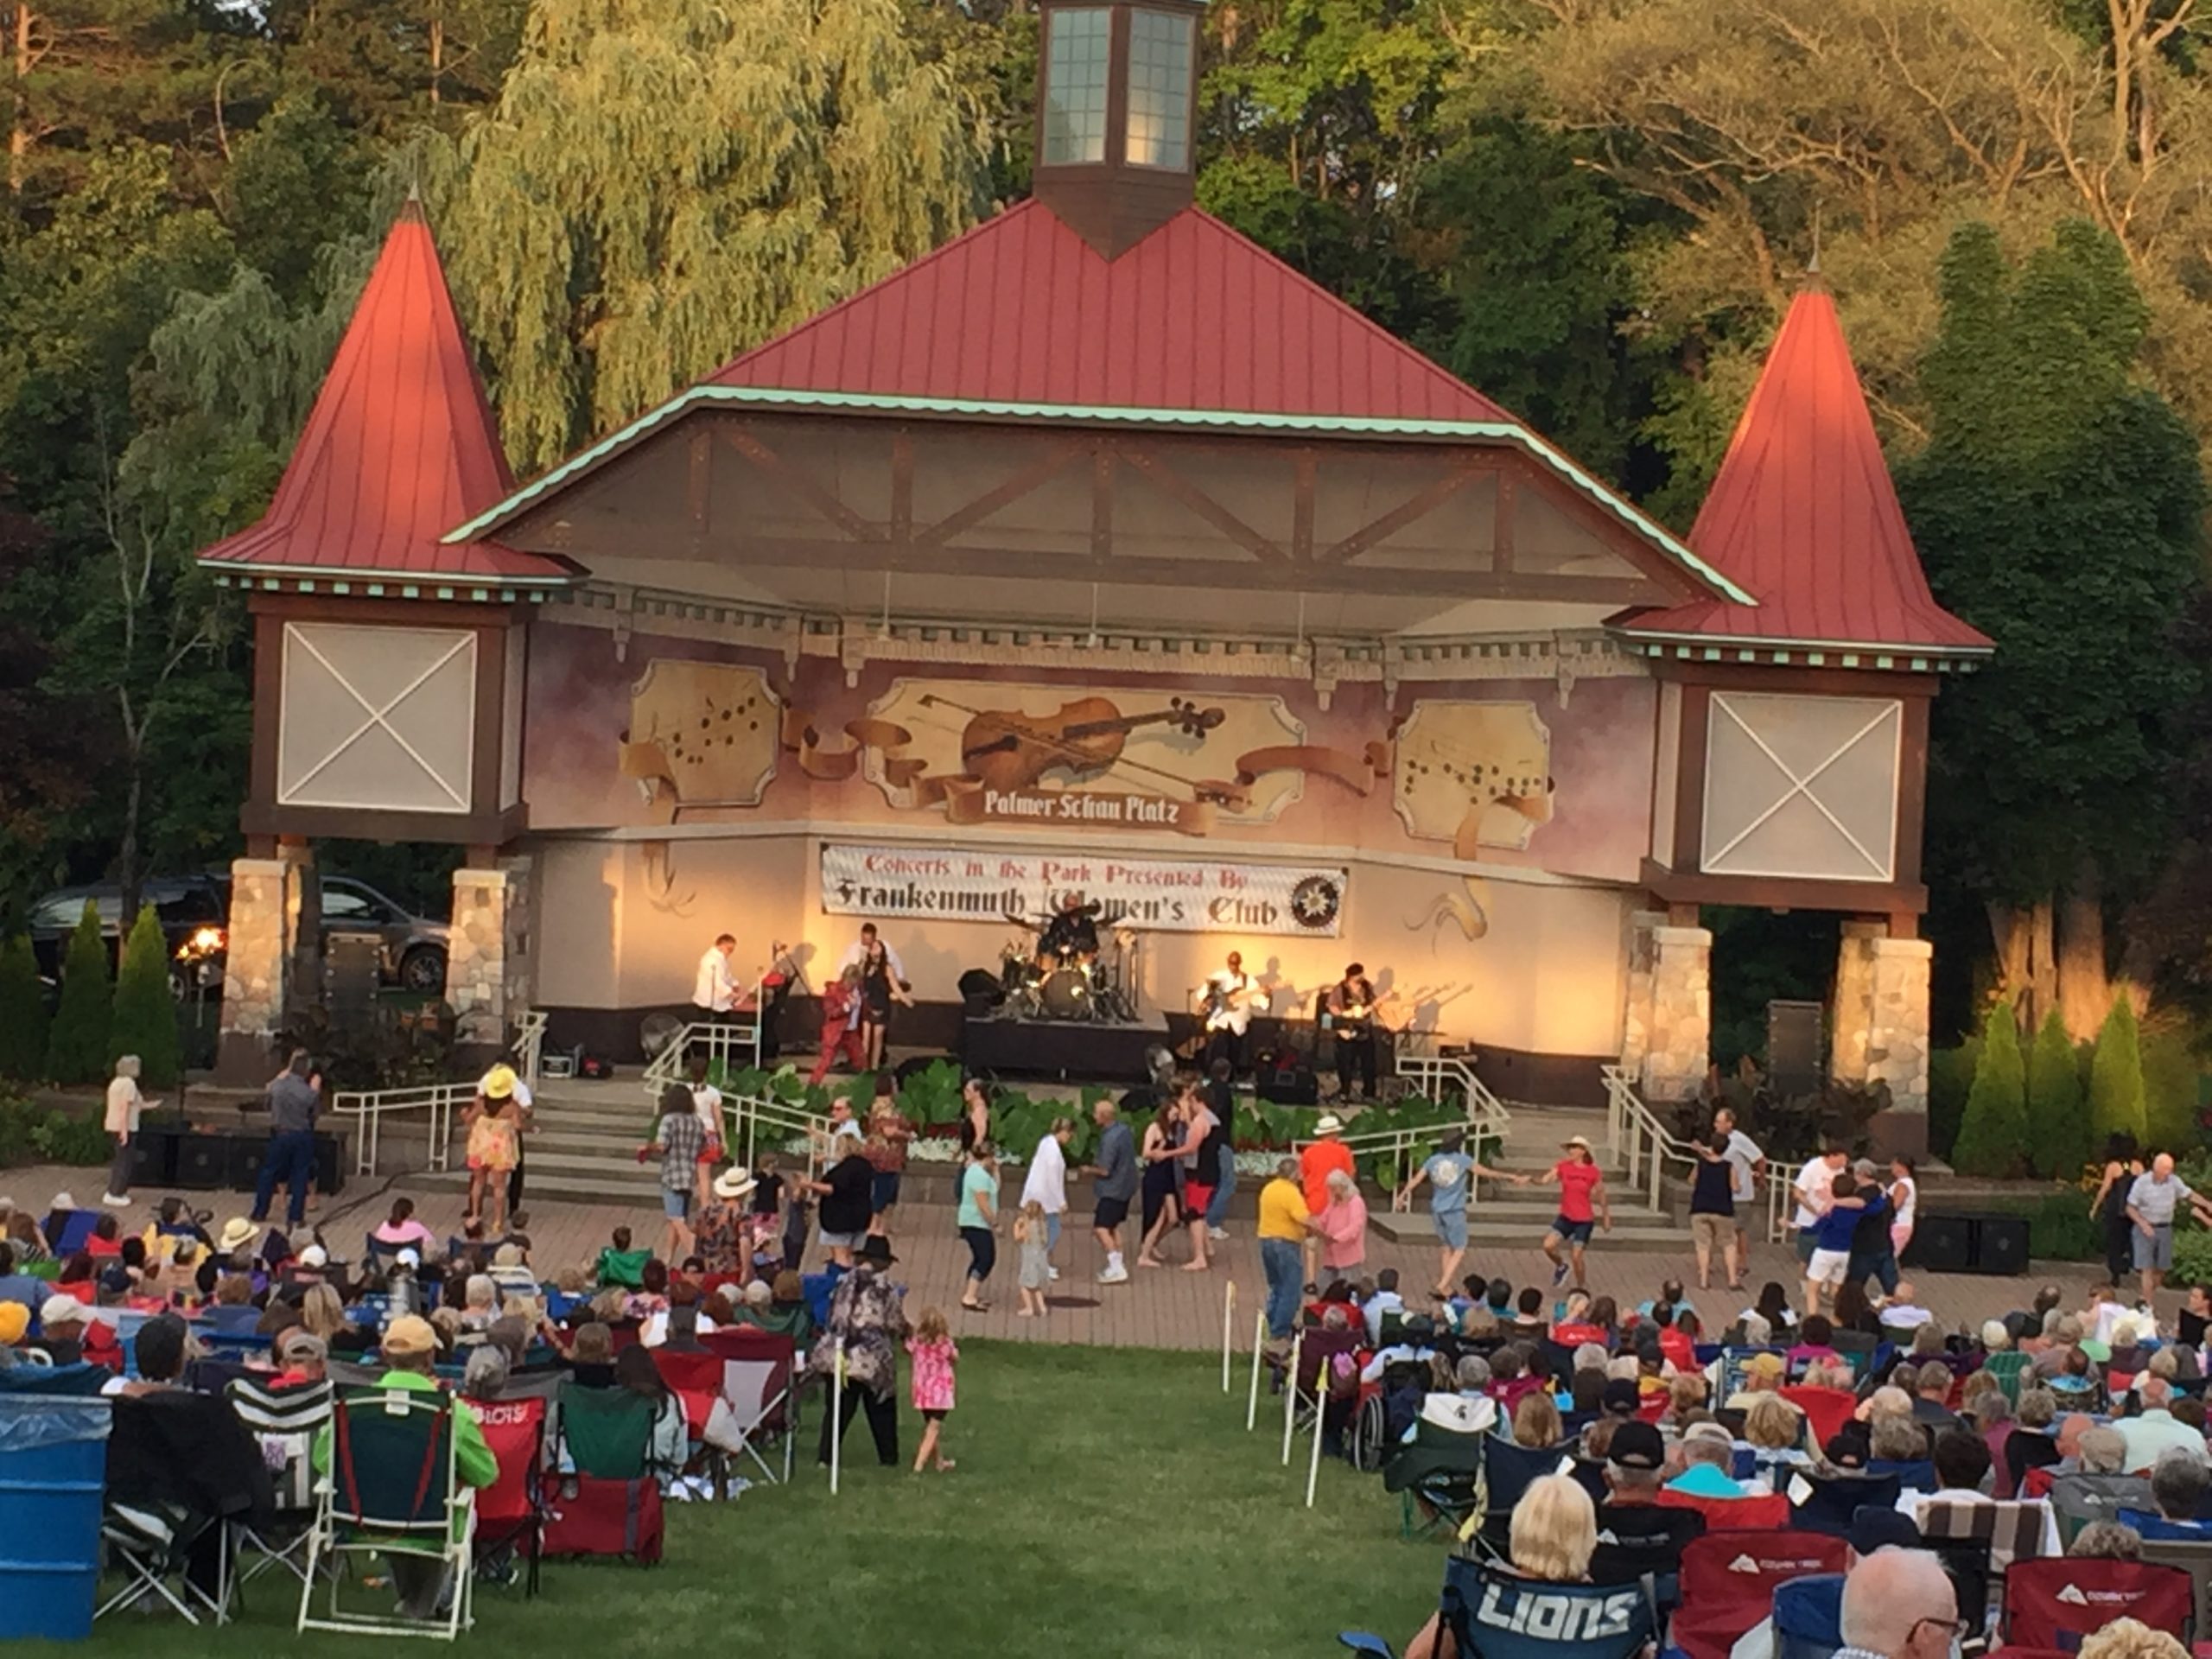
[172,1134,231,1190]
[228,1135,269,1192]
[1261,1052,1319,1106]
[315,1133,346,1197]
[1972,1215,2031,1276]
[957,968,1004,1007]
[1904,1212,1973,1273]
[1766,1000,1824,1099]
[128,1126,178,1186]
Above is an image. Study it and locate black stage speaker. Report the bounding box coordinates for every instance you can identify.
[1904,1212,1973,1273]
[1258,1048,1319,1106]
[1972,1215,2031,1276]
[228,1135,269,1192]
[172,1134,231,1190]
[129,1125,178,1186]
[957,968,1003,1016]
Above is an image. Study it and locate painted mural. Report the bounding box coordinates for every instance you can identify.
[520,620,1655,887]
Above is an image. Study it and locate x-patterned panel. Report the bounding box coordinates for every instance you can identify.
[1701,691,1899,882]
[277,622,477,812]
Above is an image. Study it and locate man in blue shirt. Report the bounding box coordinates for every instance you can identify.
[1395,1128,1522,1300]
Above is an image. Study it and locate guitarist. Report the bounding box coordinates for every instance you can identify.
[1325,963,1381,1103]
[1196,950,1268,1078]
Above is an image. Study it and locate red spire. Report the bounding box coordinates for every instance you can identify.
[199,201,568,583]
[1619,285,1989,658]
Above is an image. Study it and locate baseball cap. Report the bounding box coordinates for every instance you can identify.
[1563,1135,1593,1152]
[1746,1352,1786,1379]
[276,1328,328,1364]
[1683,1421,1735,1449]
[381,1314,438,1356]
[0,1302,28,1344]
[1608,1421,1664,1471]
[39,1293,88,1327]
[1601,1377,1640,1415]
[396,1248,421,1268]
[298,1244,328,1269]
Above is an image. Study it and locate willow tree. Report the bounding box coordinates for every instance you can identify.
[447,0,993,469]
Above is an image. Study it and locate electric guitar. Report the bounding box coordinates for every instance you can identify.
[1198,976,1267,1033]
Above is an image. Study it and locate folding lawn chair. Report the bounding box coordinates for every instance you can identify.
[2001,1558,2193,1649]
[1656,1488,1789,1531]
[223,1373,334,1589]
[543,1383,664,1563]
[1868,1457,1936,1494]
[2136,1537,2212,1641]
[2047,1471,2152,1546]
[1772,1572,1844,1659]
[1284,1325,1363,1459]
[1380,1417,1487,1542]
[98,1390,269,1628]
[1338,1554,1658,1659]
[298,1387,476,1640]
[1471,1433,1559,1556]
[465,1393,549,1597]
[1669,1531,1847,1659]
[1788,1470,1903,1538]
[1778,1385,1856,1448]
[1920,1497,2057,1576]
[652,1348,723,1445]
[700,1325,798,1487]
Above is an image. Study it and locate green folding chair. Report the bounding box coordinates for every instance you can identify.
[298,1389,474,1642]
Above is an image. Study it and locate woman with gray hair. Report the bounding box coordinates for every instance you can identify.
[1314,1166,1369,1288]
[102,1055,146,1209]
[461,1344,512,1400]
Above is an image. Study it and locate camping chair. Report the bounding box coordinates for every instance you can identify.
[2003,1429,2061,1497]
[1869,1457,1936,1494]
[1788,1470,1902,1538]
[1590,1500,1703,1624]
[223,1373,334,1589]
[1772,1572,1844,1659]
[298,1387,474,1640]
[1471,1433,1560,1556]
[1921,1535,1994,1650]
[1670,1531,1849,1659]
[1656,1488,1789,1531]
[1984,1350,2030,1405]
[651,1349,723,1446]
[464,1394,549,1598]
[1380,1417,1487,1542]
[1287,1325,1364,1459]
[1779,1385,1856,1448]
[2045,1471,2152,1545]
[2001,1558,2193,1649]
[1919,1497,2056,1576]
[1339,1553,1657,1659]
[543,1383,664,1563]
[98,1389,269,1629]
[2137,1537,2212,1642]
[699,1325,798,1488]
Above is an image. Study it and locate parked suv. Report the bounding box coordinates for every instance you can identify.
[27,873,449,995]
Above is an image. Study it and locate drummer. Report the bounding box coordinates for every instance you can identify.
[1034,889,1101,971]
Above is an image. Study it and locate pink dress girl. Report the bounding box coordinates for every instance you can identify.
[908,1336,957,1415]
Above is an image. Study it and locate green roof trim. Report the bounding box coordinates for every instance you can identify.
[209,570,554,604]
[443,384,1759,607]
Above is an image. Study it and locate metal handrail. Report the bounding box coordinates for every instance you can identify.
[1599,1063,1789,1241]
[719,1090,836,1186]
[513,1010,548,1084]
[1393,1053,1512,1136]
[328,1081,475,1176]
[639,1008,764,1096]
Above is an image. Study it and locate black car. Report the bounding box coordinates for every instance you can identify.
[28,874,450,995]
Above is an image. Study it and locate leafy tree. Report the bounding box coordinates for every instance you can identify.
[109,901,178,1087]
[1901,220,2205,1036]
[444,0,993,467]
[0,931,46,1078]
[1953,999,2026,1178]
[43,899,110,1084]
[2087,993,2148,1148]
[2025,1007,2088,1180]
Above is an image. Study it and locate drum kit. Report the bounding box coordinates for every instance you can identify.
[997,917,1143,1024]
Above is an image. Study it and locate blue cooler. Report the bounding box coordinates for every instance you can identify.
[0,1395,111,1641]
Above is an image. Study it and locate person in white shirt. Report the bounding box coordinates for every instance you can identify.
[1877,1281,1935,1334]
[1196,950,1268,1077]
[1790,1147,1846,1265]
[1713,1107,1764,1286]
[1021,1119,1075,1281]
[687,1055,724,1209]
[1363,1268,1406,1346]
[693,933,739,1019]
[2117,1376,2209,1471]
[836,923,907,985]
[101,1055,147,1208]
[1887,1155,1919,1260]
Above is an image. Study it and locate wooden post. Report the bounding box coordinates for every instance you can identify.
[1305,1367,1327,1506]
[1245,1310,1266,1431]
[1221,1280,1236,1393]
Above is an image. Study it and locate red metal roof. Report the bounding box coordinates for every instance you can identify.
[200,202,567,583]
[1619,285,1990,657]
[710,199,1516,423]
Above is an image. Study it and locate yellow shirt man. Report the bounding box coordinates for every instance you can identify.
[1258,1173,1311,1243]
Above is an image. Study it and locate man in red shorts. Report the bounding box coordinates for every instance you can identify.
[1530,1135,1612,1289]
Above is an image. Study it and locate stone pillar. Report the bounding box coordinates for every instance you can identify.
[1641,925,1712,1102]
[447,867,511,1047]
[1829,920,1884,1087]
[216,843,313,1084]
[1619,910,1665,1076]
[496,853,537,1020]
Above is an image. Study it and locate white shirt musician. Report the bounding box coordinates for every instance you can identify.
[1198,950,1267,1077]
[836,922,908,986]
[693,933,739,1017]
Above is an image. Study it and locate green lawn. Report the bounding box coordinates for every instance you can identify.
[28,1343,1442,1657]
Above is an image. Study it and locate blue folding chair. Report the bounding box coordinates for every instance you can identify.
[1475,1435,1564,1557]
[1772,1572,1844,1659]
[1341,1555,1657,1659]
[1789,1470,1903,1537]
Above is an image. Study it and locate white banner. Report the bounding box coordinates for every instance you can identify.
[820,843,1347,937]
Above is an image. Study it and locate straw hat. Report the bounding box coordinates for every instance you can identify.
[712,1167,758,1202]
[480,1065,518,1100]
[1313,1115,1344,1136]
[216,1217,260,1254]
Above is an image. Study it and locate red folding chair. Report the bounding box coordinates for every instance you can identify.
[699,1325,797,1488]
[1657,1489,1791,1532]
[1780,1385,1855,1448]
[1670,1530,1849,1659]
[2001,1558,2193,1649]
[651,1350,722,1441]
[466,1394,548,1597]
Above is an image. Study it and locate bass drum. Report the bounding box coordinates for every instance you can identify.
[1038,965,1094,1020]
